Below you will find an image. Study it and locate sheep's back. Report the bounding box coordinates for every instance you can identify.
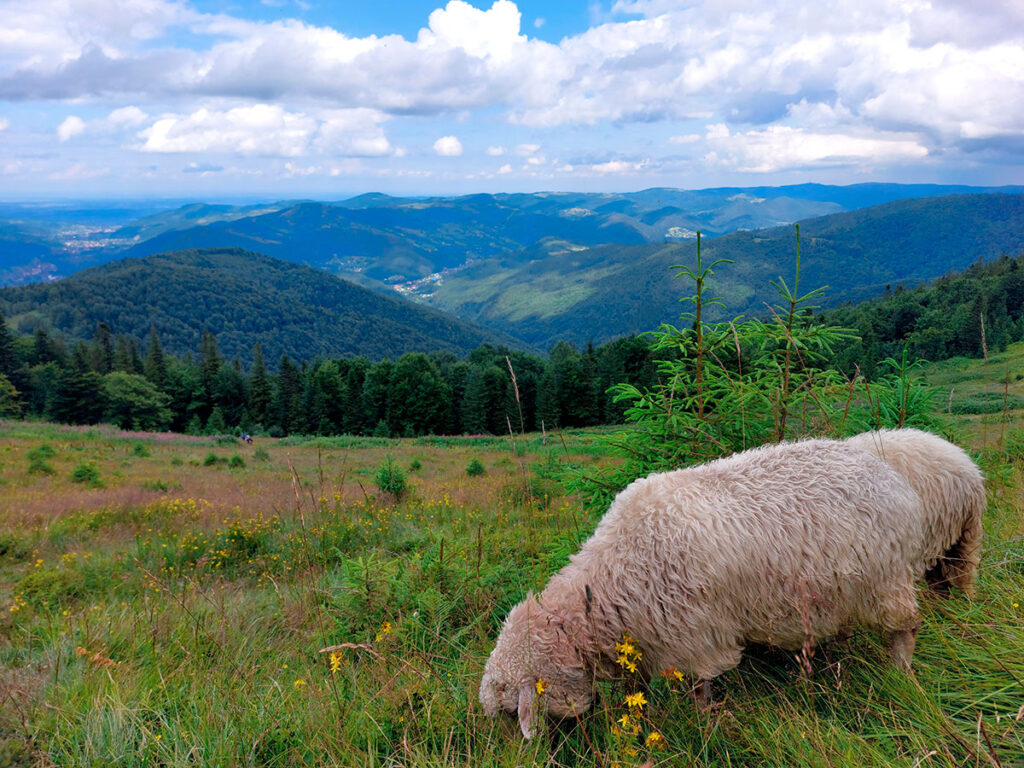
[572,440,922,669]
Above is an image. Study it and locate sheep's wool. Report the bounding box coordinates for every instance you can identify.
[480,432,984,737]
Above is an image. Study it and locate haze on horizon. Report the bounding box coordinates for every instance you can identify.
[1,0,1022,200]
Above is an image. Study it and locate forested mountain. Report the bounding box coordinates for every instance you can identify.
[0,249,519,365]
[424,194,1024,348]
[819,252,1024,377]
[3,183,1021,287]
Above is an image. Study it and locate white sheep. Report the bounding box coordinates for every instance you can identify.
[844,428,984,595]
[480,438,941,738]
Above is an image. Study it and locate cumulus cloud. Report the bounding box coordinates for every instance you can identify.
[0,118,9,131]
[433,135,463,156]
[486,145,506,155]
[57,115,86,141]
[703,123,929,173]
[1,0,1023,182]
[136,104,393,158]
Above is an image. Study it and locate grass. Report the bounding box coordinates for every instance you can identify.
[1,418,1023,767]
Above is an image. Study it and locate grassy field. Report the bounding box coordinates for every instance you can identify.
[1,417,1022,767]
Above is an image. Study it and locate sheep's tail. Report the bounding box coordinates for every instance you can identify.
[926,485,984,597]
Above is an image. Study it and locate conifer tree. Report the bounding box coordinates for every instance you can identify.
[247,343,273,427]
[143,327,168,390]
[0,308,16,377]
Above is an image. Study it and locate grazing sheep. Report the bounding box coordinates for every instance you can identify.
[845,428,984,595]
[480,439,928,738]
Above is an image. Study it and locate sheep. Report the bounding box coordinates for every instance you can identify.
[480,438,931,739]
[844,428,984,595]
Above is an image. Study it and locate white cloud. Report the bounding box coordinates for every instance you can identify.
[57,115,86,142]
[486,145,506,155]
[515,143,540,156]
[135,104,394,158]
[0,118,9,131]
[107,105,147,126]
[497,163,512,173]
[703,124,929,173]
[433,135,463,156]
[669,134,700,144]
[139,105,315,155]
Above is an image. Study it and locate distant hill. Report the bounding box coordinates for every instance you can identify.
[423,194,1024,348]
[3,183,1021,287]
[0,248,521,364]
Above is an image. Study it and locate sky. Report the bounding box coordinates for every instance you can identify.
[1,0,1023,200]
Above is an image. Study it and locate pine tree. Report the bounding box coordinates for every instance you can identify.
[0,308,16,377]
[143,327,168,390]
[247,343,273,428]
[91,323,114,373]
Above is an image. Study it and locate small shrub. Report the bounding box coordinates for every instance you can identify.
[229,454,246,469]
[28,458,55,476]
[951,391,1024,415]
[132,442,151,457]
[465,458,486,477]
[409,458,422,471]
[28,444,56,461]
[216,435,238,446]
[70,462,104,488]
[203,452,221,466]
[170,456,183,466]
[142,479,169,492]
[253,447,271,461]
[0,532,30,562]
[374,455,407,500]
[16,567,86,606]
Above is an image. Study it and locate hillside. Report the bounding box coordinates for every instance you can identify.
[3,183,1021,287]
[0,248,519,364]
[424,193,1024,348]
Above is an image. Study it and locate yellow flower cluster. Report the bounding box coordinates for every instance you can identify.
[375,620,392,642]
[329,651,343,673]
[614,632,642,674]
[535,678,547,696]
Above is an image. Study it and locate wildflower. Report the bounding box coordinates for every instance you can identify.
[293,679,307,689]
[645,731,666,749]
[375,621,392,642]
[624,692,647,710]
[535,678,546,696]
[329,652,343,673]
[662,667,685,683]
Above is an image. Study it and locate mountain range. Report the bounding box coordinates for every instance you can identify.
[1,188,1023,359]
[3,183,1022,289]
[0,249,517,364]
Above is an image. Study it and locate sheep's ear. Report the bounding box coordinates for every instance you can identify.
[518,685,537,739]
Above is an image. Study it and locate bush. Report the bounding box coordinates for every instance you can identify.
[27,444,56,461]
[229,454,246,469]
[951,391,1024,415]
[374,455,407,500]
[465,458,486,477]
[132,442,151,457]
[28,458,55,476]
[16,567,85,606]
[70,462,104,488]
[409,458,422,472]
[203,452,222,466]
[253,447,271,462]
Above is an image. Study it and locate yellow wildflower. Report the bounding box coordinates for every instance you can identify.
[624,692,647,710]
[329,652,343,673]
[645,731,666,748]
[375,621,392,642]
[293,679,307,688]
[535,678,547,695]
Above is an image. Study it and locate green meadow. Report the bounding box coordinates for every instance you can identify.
[1,413,1022,768]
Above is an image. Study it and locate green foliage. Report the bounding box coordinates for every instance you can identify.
[951,391,1024,415]
[70,461,104,488]
[373,455,408,500]
[409,458,422,472]
[228,454,246,469]
[102,370,172,430]
[15,566,85,606]
[27,443,56,461]
[0,372,22,417]
[465,458,486,477]
[203,452,223,467]
[570,228,939,512]
[132,441,150,457]
[253,447,270,462]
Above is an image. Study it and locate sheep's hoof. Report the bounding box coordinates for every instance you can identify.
[693,679,713,710]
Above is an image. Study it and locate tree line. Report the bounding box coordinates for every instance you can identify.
[818,252,1024,377]
[0,314,658,436]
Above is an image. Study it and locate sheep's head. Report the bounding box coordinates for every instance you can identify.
[479,597,594,738]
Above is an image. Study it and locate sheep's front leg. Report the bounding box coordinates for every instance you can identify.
[888,625,918,671]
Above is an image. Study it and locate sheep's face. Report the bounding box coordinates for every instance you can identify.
[479,599,594,738]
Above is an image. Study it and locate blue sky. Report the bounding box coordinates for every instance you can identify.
[1,0,1022,200]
